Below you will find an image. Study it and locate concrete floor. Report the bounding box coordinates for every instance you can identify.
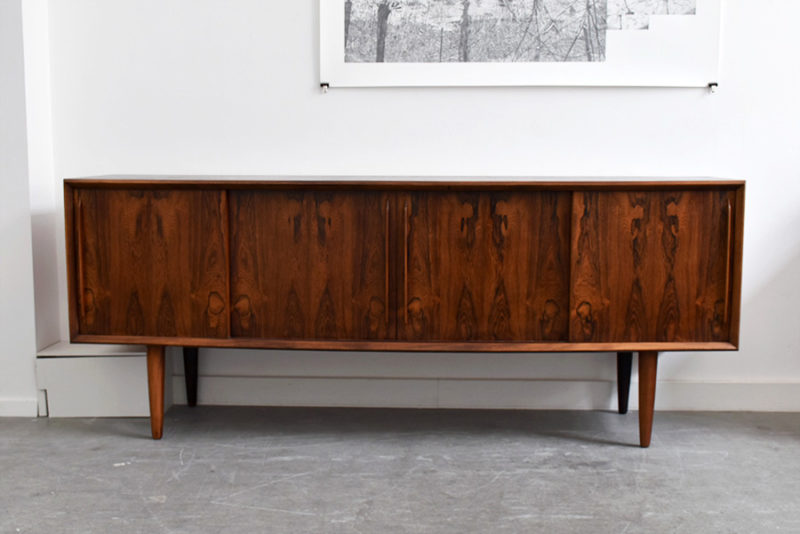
[1,408,799,533]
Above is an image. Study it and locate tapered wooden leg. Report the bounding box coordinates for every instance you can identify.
[638,351,659,448]
[617,352,633,414]
[146,345,165,440]
[183,347,199,407]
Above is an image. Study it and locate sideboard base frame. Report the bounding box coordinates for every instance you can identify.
[74,335,735,353]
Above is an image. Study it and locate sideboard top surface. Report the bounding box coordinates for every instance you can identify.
[64,176,745,191]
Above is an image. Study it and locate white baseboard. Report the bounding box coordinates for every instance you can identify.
[652,382,800,411]
[171,376,800,412]
[33,354,800,417]
[0,397,38,417]
[37,356,150,417]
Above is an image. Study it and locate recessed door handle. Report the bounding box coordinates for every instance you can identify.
[404,200,409,326]
[724,197,732,323]
[75,193,86,322]
[385,199,390,333]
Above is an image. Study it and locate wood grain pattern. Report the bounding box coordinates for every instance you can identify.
[401,191,570,341]
[66,180,744,352]
[229,191,391,340]
[75,189,228,338]
[570,190,734,343]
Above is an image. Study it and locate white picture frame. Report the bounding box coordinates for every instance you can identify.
[320,0,722,88]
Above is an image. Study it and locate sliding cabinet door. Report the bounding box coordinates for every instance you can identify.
[400,191,571,342]
[230,190,391,340]
[73,188,229,338]
[570,190,735,343]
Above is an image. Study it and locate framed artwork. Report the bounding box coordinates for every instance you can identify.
[320,0,722,88]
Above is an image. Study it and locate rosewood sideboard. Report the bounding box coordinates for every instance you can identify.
[64,177,745,447]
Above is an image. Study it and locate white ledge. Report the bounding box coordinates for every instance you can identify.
[38,340,145,358]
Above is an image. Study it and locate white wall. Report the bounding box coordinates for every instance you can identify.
[23,0,800,411]
[0,0,39,416]
[23,0,59,352]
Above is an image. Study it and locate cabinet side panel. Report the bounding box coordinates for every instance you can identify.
[229,190,390,340]
[403,191,570,342]
[74,188,228,338]
[729,185,745,347]
[570,190,732,343]
[64,183,79,340]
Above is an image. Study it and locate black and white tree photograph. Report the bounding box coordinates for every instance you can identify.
[323,0,719,86]
[344,0,697,63]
